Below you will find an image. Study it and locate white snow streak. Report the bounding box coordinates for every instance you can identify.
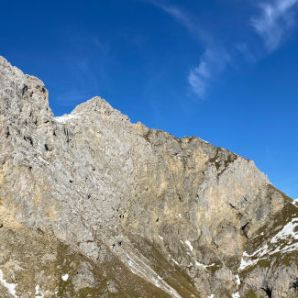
[0,269,18,298]
[185,240,193,252]
[234,274,241,286]
[124,252,182,298]
[61,274,69,282]
[195,261,215,269]
[271,218,298,243]
[240,218,298,270]
[35,285,44,298]
[55,114,78,123]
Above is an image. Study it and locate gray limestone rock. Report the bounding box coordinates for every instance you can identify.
[0,56,297,297]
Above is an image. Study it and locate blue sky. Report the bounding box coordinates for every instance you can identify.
[0,0,297,198]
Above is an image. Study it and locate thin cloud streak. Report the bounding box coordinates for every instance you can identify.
[146,0,298,98]
[145,0,211,45]
[251,0,298,51]
[188,48,230,98]
[146,0,225,98]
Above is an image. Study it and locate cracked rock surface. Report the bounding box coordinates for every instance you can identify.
[0,56,297,297]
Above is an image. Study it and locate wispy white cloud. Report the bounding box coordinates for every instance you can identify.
[146,0,225,97]
[152,1,194,31]
[146,0,208,42]
[251,0,298,51]
[188,48,230,98]
[146,0,298,98]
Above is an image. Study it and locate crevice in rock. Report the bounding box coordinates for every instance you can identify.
[241,222,250,239]
[292,278,298,290]
[24,136,33,146]
[261,286,272,298]
[229,203,237,210]
[5,127,10,138]
[21,84,28,96]
[37,228,44,235]
[64,127,70,143]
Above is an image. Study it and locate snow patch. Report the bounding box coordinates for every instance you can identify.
[124,252,182,298]
[185,240,193,252]
[61,274,69,282]
[0,269,18,298]
[172,258,180,266]
[239,257,254,271]
[239,218,298,270]
[271,218,298,243]
[55,114,78,123]
[195,261,215,269]
[208,295,214,298]
[199,138,210,144]
[232,292,240,298]
[35,285,44,298]
[234,274,241,286]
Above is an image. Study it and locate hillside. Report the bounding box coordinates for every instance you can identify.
[0,56,297,298]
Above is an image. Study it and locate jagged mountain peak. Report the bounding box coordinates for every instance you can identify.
[0,57,297,298]
[73,96,114,114]
[54,96,126,125]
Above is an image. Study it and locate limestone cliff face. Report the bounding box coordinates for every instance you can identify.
[0,56,297,298]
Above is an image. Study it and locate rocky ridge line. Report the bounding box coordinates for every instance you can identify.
[0,56,297,297]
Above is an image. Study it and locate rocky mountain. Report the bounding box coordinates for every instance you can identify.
[0,56,297,298]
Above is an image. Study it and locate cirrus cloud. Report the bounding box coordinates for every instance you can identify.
[145,0,298,98]
[188,48,230,98]
[251,0,298,51]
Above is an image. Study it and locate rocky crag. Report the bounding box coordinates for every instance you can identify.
[0,56,297,298]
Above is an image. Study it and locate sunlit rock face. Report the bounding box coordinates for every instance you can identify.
[0,56,297,298]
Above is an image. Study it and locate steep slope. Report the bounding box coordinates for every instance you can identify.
[0,56,297,297]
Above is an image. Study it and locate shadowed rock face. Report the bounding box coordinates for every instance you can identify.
[0,56,297,298]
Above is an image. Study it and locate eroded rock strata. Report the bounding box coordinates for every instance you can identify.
[0,56,297,297]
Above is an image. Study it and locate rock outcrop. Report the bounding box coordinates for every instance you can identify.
[0,56,297,297]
